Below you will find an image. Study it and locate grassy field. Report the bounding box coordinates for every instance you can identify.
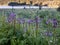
[0,8,60,45]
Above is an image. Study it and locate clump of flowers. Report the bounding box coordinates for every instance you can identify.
[52,18,58,28]
[46,19,52,25]
[35,16,40,23]
[8,12,16,23]
[27,19,34,24]
[35,16,40,29]
[45,31,53,37]
[17,18,25,24]
[27,19,34,31]
[46,18,58,28]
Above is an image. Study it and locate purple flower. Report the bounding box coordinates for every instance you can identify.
[35,16,40,23]
[21,18,25,24]
[46,18,58,28]
[27,19,34,24]
[17,18,21,23]
[45,32,53,37]
[8,12,16,23]
[52,18,58,28]
[9,12,16,19]
[46,21,49,24]
[34,16,40,31]
[46,19,52,24]
[17,18,25,24]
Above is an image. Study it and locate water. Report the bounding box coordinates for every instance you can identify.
[0,6,50,9]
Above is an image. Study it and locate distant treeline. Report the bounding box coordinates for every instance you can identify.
[8,2,48,6]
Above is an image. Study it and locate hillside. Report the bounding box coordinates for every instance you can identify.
[0,0,60,8]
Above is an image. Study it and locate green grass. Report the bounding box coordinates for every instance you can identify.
[0,8,60,45]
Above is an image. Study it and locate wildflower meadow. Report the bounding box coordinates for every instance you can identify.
[0,8,60,45]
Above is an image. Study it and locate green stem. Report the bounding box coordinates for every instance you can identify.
[13,17,16,36]
[53,28,56,45]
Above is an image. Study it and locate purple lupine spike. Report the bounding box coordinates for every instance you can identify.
[45,32,53,37]
[46,20,49,24]
[35,16,40,23]
[35,16,40,36]
[8,12,16,23]
[27,19,34,24]
[21,18,25,24]
[52,18,58,28]
[17,18,21,23]
[10,12,16,17]
[9,12,16,20]
[35,16,40,24]
[46,19,52,24]
[17,18,25,24]
[27,19,34,30]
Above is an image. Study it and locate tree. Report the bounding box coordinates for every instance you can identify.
[19,0,20,3]
[57,6,60,12]
[39,2,42,10]
[30,0,32,5]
